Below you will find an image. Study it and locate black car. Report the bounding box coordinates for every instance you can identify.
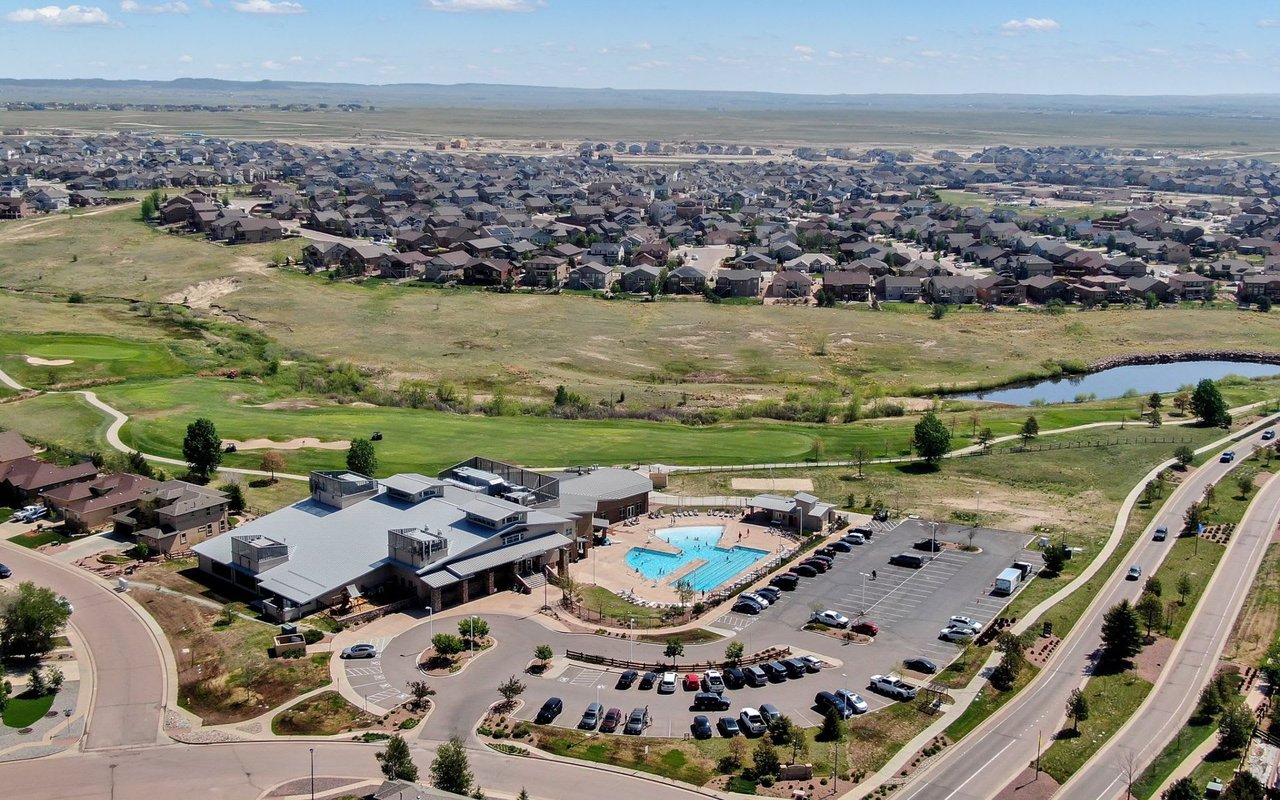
[535,697,563,724]
[816,546,839,559]
[782,658,808,678]
[769,573,799,590]
[903,657,938,674]
[873,509,890,521]
[792,564,819,578]
[761,661,789,682]
[616,669,638,689]
[732,600,762,615]
[718,716,741,737]
[693,691,731,711]
[639,671,658,690]
[913,538,943,552]
[691,715,713,739]
[723,667,746,689]
[801,559,831,573]
[755,586,782,603]
[0,563,10,579]
[808,554,834,566]
[828,540,853,553]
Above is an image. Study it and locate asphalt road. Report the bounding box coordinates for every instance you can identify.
[1058,469,1280,800]
[897,427,1274,800]
[0,527,166,750]
[362,519,1034,742]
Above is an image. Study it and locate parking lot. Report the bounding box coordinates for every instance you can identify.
[517,518,1040,738]
[340,635,411,711]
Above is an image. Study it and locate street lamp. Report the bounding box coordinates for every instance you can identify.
[842,672,848,693]
[309,748,315,800]
[975,491,981,523]
[859,572,871,615]
[469,615,477,654]
[629,618,635,665]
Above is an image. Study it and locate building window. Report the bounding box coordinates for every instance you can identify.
[502,531,523,546]
[180,533,187,545]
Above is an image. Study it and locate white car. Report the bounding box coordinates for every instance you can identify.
[948,616,982,634]
[12,505,44,523]
[741,592,771,608]
[835,689,868,714]
[812,609,850,628]
[939,626,974,643]
[658,672,678,693]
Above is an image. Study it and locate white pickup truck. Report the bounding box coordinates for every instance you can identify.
[869,673,919,701]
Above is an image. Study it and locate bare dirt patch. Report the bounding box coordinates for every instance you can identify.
[730,477,815,492]
[994,767,1062,800]
[1133,634,1176,684]
[223,436,350,451]
[249,399,319,411]
[162,276,244,308]
[24,355,74,366]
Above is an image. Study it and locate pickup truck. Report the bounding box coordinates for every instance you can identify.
[869,673,919,701]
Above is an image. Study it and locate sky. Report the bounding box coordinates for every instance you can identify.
[2,0,1280,95]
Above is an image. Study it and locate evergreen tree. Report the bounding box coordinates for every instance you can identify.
[1020,415,1040,445]
[429,735,473,795]
[376,734,419,782]
[1099,600,1143,668]
[1067,688,1090,732]
[346,438,378,476]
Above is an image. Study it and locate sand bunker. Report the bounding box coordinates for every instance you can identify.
[25,356,74,366]
[250,400,319,411]
[222,437,351,451]
[731,478,815,492]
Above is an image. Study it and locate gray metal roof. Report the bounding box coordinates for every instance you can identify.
[748,494,796,513]
[430,532,571,579]
[554,468,652,502]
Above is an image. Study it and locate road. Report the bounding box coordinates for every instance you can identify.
[896,425,1275,800]
[0,533,167,749]
[1058,470,1280,800]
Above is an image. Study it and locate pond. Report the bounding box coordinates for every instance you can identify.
[959,360,1280,406]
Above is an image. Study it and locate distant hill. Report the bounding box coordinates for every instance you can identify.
[3,78,1280,117]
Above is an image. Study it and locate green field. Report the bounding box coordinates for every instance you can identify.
[1039,672,1155,783]
[0,332,192,388]
[0,392,114,454]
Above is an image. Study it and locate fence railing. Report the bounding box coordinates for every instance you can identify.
[564,646,792,672]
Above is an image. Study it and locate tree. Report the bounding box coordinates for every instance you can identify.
[674,578,695,607]
[1100,600,1143,668]
[710,637,741,668]
[930,303,947,320]
[125,450,155,478]
[1184,501,1203,535]
[459,617,490,641]
[554,385,570,406]
[258,451,286,483]
[817,706,845,742]
[0,582,72,660]
[1148,408,1163,428]
[1145,576,1162,597]
[219,481,246,512]
[429,735,474,795]
[977,427,994,448]
[1136,592,1164,637]
[1041,543,1068,576]
[407,680,434,711]
[1174,444,1195,468]
[1163,777,1199,800]
[431,633,465,659]
[1222,770,1266,800]
[1259,297,1274,314]
[1191,379,1232,427]
[1148,392,1163,410]
[517,790,531,800]
[1067,688,1090,732]
[496,675,526,709]
[912,411,952,466]
[375,734,419,782]
[1237,471,1255,498]
[1217,701,1254,753]
[182,417,222,482]
[1177,572,1193,605]
[533,644,554,665]
[346,438,378,476]
[767,714,795,746]
[663,638,684,664]
[1173,391,1192,416]
[752,738,781,778]
[1019,415,1040,445]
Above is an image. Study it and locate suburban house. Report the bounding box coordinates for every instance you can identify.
[43,473,160,532]
[566,261,616,291]
[0,430,35,468]
[112,481,231,555]
[715,269,761,298]
[975,274,1026,305]
[1238,274,1280,302]
[620,264,661,294]
[877,275,923,302]
[191,457,652,620]
[1128,275,1170,302]
[0,457,98,504]
[1167,271,1213,300]
[821,270,873,301]
[1020,275,1070,304]
[924,275,978,305]
[666,265,710,294]
[769,270,814,299]
[745,492,836,532]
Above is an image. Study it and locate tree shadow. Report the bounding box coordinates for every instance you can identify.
[895,462,940,475]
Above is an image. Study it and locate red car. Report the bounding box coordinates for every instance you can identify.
[683,674,701,691]
[851,621,880,636]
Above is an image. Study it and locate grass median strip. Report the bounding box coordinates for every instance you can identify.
[1039,672,1154,783]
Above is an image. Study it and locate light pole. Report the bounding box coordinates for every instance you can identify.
[932,521,939,553]
[629,617,635,664]
[309,747,315,800]
[842,672,848,693]
[469,615,476,654]
[424,605,433,642]
[859,572,871,615]
[975,491,981,523]
[109,763,117,800]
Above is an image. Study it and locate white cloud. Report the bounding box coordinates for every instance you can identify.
[1000,17,1060,34]
[120,0,188,12]
[287,54,303,62]
[261,59,282,69]
[426,0,544,11]
[918,49,944,58]
[1259,18,1280,28]
[177,53,192,62]
[793,44,815,54]
[231,0,304,14]
[6,4,113,25]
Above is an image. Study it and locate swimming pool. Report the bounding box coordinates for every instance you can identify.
[625,526,769,593]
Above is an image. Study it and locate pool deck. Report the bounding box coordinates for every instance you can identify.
[568,511,794,606]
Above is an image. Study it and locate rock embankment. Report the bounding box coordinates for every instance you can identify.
[1088,350,1280,371]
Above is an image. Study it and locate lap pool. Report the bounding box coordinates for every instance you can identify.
[624,526,769,593]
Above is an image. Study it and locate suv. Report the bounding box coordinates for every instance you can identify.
[913,538,943,552]
[723,667,746,689]
[769,573,799,591]
[639,671,658,690]
[743,666,768,687]
[1153,526,1168,542]
[782,658,808,678]
[1221,451,1236,463]
[535,697,564,724]
[815,690,852,719]
[792,564,819,578]
[889,553,926,568]
[578,702,603,730]
[693,692,731,711]
[761,661,789,682]
[702,670,726,694]
[658,672,678,693]
[624,707,647,735]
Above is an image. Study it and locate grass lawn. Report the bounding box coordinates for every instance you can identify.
[0,393,114,455]
[271,690,378,736]
[134,588,330,724]
[1151,536,1226,639]
[635,628,724,645]
[1225,543,1280,667]
[8,527,74,549]
[535,726,719,786]
[1131,718,1218,799]
[1,692,55,728]
[1039,671,1154,783]
[1181,748,1247,800]
[0,331,192,388]
[946,665,1039,740]
[578,585,669,627]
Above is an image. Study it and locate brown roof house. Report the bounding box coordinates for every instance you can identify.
[44,472,160,533]
[0,457,98,504]
[0,430,36,467]
[112,481,231,555]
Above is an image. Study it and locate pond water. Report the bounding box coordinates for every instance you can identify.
[960,360,1280,406]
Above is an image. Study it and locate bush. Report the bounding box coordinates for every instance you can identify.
[303,628,325,645]
[67,291,86,304]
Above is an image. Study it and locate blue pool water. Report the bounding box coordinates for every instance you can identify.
[625,526,769,592]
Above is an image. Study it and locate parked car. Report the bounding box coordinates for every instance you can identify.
[743,666,768,687]
[693,692,731,711]
[739,707,767,736]
[761,661,789,683]
[816,546,839,559]
[340,643,378,659]
[639,671,658,690]
[1127,565,1143,580]
[815,691,852,719]
[658,672,678,693]
[535,697,564,724]
[0,563,10,579]
[1153,526,1168,541]
[723,667,746,689]
[1221,451,1236,463]
[792,564,819,578]
[939,626,974,643]
[759,703,781,723]
[741,591,771,608]
[812,609,849,628]
[842,532,865,545]
[800,655,823,673]
[617,669,638,689]
[624,707,647,735]
[835,688,869,714]
[769,573,799,590]
[829,540,853,552]
[732,599,762,615]
[903,657,938,674]
[889,553,927,568]
[578,702,602,730]
[851,620,879,636]
[873,509,890,521]
[12,505,42,523]
[853,525,875,537]
[869,674,918,701]
[782,658,809,678]
[682,674,701,691]
[947,616,981,634]
[807,554,834,567]
[717,716,741,737]
[18,506,49,523]
[702,670,726,694]
[600,707,623,733]
[691,715,713,739]
[754,586,782,603]
[913,538,943,552]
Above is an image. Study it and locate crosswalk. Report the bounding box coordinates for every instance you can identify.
[342,636,409,708]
